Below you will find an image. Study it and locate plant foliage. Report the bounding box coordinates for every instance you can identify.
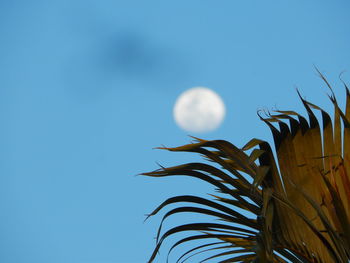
[143,76,350,262]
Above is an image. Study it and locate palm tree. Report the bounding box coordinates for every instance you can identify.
[142,74,350,263]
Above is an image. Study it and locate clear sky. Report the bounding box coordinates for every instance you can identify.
[1,1,350,262]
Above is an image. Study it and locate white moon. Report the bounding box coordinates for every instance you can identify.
[173,87,226,133]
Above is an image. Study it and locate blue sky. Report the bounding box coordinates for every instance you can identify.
[1,0,350,262]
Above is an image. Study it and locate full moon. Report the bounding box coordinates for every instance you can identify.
[173,87,226,133]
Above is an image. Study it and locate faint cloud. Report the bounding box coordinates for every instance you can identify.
[100,32,157,75]
[98,30,190,83]
[63,29,189,99]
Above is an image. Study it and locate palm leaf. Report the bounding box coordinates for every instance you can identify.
[142,75,350,262]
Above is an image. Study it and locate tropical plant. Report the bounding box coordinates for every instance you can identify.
[143,74,350,263]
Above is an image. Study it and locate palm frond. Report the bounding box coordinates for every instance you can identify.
[143,77,350,262]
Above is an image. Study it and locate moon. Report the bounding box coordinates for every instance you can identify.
[173,87,226,133]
